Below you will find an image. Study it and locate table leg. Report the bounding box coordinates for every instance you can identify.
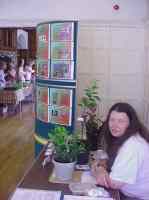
[19,101,22,119]
[2,105,8,118]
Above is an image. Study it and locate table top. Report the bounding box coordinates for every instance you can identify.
[9,147,120,200]
[0,84,33,104]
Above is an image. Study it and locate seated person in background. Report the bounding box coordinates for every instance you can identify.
[9,61,17,79]
[5,62,17,85]
[31,63,36,83]
[0,61,7,115]
[0,61,7,88]
[91,102,149,200]
[18,59,26,83]
[24,59,35,82]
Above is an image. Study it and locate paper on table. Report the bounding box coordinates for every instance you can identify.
[10,188,62,200]
[64,195,114,200]
[81,171,96,184]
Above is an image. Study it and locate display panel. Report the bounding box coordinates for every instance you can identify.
[51,42,74,60]
[36,21,76,81]
[36,86,73,126]
[36,103,49,123]
[36,86,49,122]
[51,22,74,41]
[49,88,73,126]
[51,60,74,80]
[37,59,49,79]
[36,86,49,105]
[37,24,50,59]
[49,106,72,126]
[50,88,71,107]
[35,21,77,153]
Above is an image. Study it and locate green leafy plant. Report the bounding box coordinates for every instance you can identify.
[78,80,102,150]
[15,83,22,89]
[79,80,101,110]
[48,126,86,163]
[78,80,101,114]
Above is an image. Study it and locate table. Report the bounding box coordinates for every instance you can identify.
[0,84,33,118]
[9,148,120,200]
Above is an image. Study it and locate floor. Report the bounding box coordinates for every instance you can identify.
[0,102,35,200]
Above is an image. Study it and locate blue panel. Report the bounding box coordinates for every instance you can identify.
[36,79,76,87]
[35,141,43,157]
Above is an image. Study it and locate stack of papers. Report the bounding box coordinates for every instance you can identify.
[64,195,114,200]
[10,188,62,200]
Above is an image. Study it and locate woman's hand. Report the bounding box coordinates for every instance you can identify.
[91,162,110,188]
[91,162,125,189]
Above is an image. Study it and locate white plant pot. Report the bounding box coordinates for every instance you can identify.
[53,159,76,181]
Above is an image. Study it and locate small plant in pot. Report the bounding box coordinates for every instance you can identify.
[48,126,86,180]
[78,80,103,151]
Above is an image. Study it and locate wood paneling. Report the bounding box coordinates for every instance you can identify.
[0,28,37,63]
[0,28,17,50]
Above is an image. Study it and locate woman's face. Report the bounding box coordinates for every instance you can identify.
[108,111,130,137]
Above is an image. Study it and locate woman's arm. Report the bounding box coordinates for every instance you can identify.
[91,163,125,189]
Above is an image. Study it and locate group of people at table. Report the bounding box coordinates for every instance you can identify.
[0,58,35,115]
[89,102,149,200]
[0,58,35,88]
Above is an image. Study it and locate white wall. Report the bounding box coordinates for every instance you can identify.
[143,22,149,128]
[0,0,148,27]
[77,21,145,121]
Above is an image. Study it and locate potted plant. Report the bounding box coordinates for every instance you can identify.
[78,80,103,151]
[48,126,86,180]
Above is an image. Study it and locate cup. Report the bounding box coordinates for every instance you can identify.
[89,149,108,169]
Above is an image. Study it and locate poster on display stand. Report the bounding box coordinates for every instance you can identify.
[36,59,49,79]
[49,105,72,126]
[36,86,73,126]
[35,21,78,156]
[51,42,74,60]
[36,23,50,59]
[36,86,49,123]
[51,60,74,80]
[49,88,72,126]
[36,86,49,105]
[51,22,74,41]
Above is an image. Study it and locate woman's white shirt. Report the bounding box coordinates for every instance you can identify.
[0,69,6,87]
[25,65,32,81]
[18,66,26,82]
[110,134,149,199]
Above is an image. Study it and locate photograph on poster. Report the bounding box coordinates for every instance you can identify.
[51,22,74,41]
[49,88,73,126]
[36,86,49,105]
[49,105,72,126]
[37,59,49,79]
[50,88,72,107]
[51,42,74,60]
[51,60,74,80]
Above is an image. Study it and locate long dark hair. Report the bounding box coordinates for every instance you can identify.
[102,102,149,170]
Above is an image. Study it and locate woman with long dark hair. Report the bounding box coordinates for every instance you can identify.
[92,102,149,200]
